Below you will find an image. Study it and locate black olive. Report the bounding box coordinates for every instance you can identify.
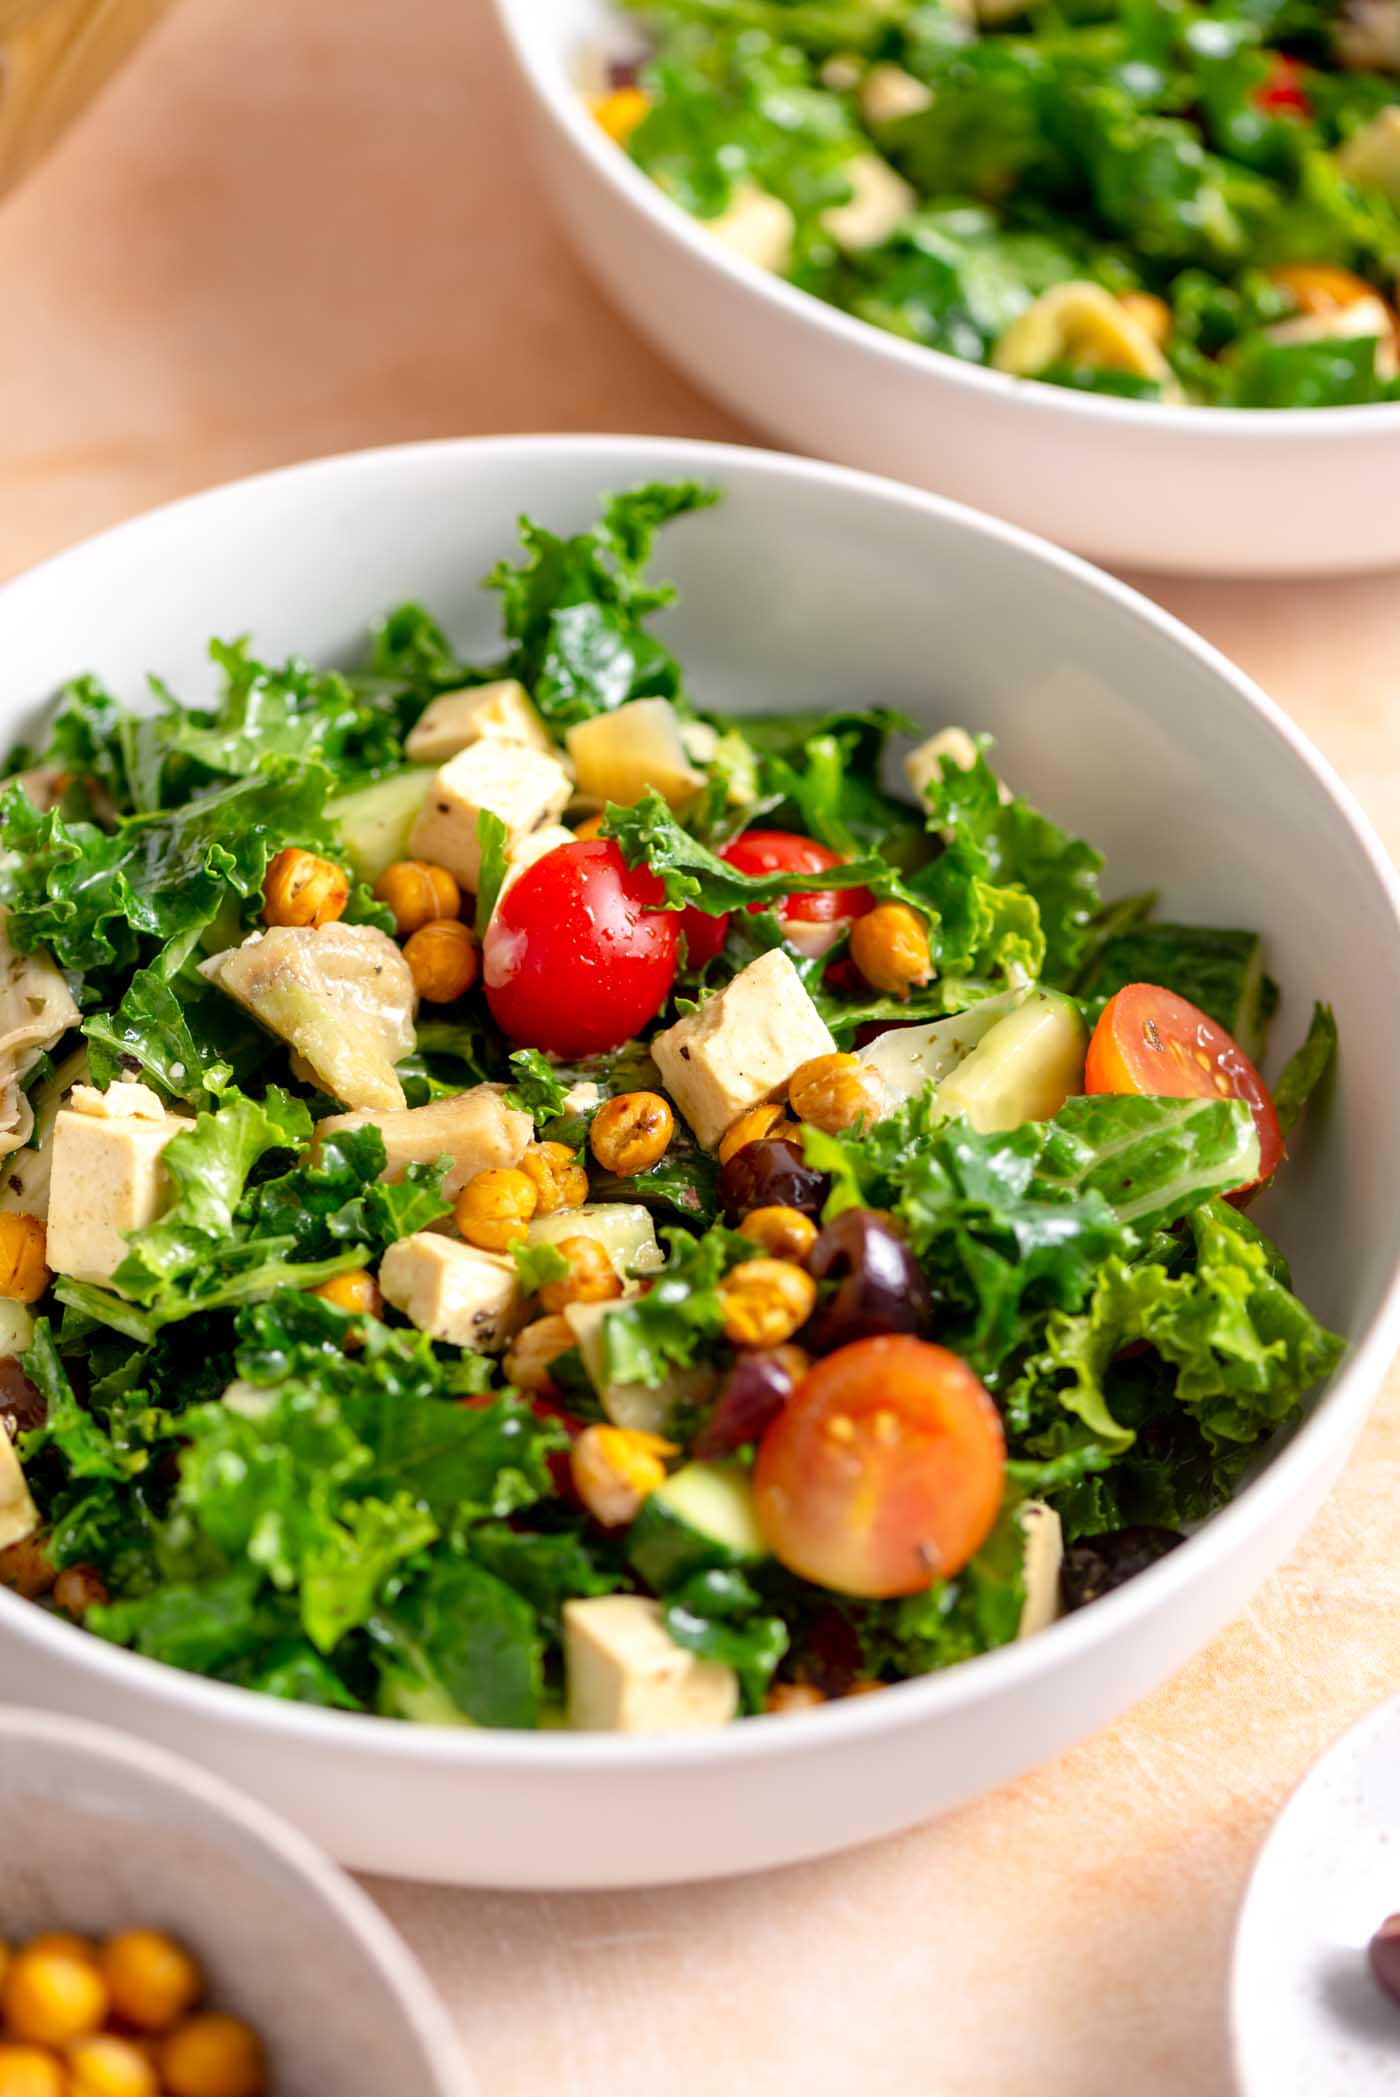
[0,1357,44,1446]
[694,1350,801,1459]
[718,1138,829,1226]
[1059,1525,1186,1612]
[804,1207,932,1352]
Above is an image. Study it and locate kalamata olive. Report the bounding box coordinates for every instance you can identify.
[718,1138,829,1226]
[607,50,649,88]
[694,1350,801,1458]
[0,1357,44,1445]
[1059,1525,1185,1612]
[1370,1915,1400,2006]
[803,1207,932,1352]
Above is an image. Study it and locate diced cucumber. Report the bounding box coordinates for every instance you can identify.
[863,988,1024,1104]
[562,1301,715,1434]
[934,990,1086,1132]
[326,767,435,885]
[0,1301,33,1360]
[527,1202,664,1277]
[628,1461,768,1591]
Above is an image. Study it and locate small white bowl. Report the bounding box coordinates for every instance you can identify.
[0,433,1397,1889]
[492,0,1400,578]
[0,1706,466,2094]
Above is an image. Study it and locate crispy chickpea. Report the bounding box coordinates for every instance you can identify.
[591,84,651,146]
[372,858,461,938]
[718,1258,817,1348]
[1268,261,1382,316]
[717,1101,790,1166]
[571,813,607,841]
[0,2044,65,2097]
[99,1932,202,2036]
[519,1141,588,1216]
[261,847,348,930]
[849,903,932,1000]
[0,1533,56,1599]
[538,1236,623,1313]
[310,1267,384,1335]
[739,1205,818,1263]
[2,1943,109,2047]
[52,1565,108,1619]
[589,1092,674,1176]
[454,1166,538,1251]
[403,918,478,1003]
[1119,290,1171,347]
[22,1939,94,1965]
[67,2033,160,2097]
[0,1214,49,1304]
[502,1313,576,1394]
[570,1425,675,1528]
[787,1052,885,1135]
[765,1681,826,1714]
[158,2015,267,2097]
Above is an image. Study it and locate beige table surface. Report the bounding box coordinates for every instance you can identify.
[4,1,1400,2091]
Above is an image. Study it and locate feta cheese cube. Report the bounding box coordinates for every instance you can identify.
[859,63,933,125]
[379,1233,526,1352]
[566,698,704,811]
[315,1084,532,1200]
[564,1594,739,1733]
[404,680,557,765]
[69,1081,167,1121]
[408,742,573,891]
[45,1101,183,1287]
[651,948,836,1150]
[496,823,575,910]
[821,152,916,252]
[706,183,795,274]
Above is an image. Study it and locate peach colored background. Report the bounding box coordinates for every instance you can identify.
[4,2,1400,2091]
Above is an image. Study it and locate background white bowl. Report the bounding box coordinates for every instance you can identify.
[0,1706,466,2093]
[492,0,1400,579]
[0,434,1397,1889]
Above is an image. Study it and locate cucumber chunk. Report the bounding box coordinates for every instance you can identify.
[327,767,435,885]
[863,988,1023,1104]
[935,990,1086,1132]
[628,1460,768,1591]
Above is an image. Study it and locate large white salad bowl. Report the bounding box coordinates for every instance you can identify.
[0,434,1397,1888]
[493,0,1400,578]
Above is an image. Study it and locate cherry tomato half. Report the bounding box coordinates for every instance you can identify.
[1084,982,1284,1188]
[1254,52,1311,117]
[753,1335,1006,1599]
[483,839,678,1057]
[680,830,876,967]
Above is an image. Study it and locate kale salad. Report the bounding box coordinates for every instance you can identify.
[592,0,1400,408]
[0,482,1341,1732]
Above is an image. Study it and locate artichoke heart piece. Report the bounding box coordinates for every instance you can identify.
[201,922,417,1113]
[0,908,81,1164]
[992,282,1182,398]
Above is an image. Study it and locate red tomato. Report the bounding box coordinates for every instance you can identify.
[1084,983,1284,1189]
[483,839,678,1056]
[1254,53,1311,117]
[753,1336,1006,1599]
[679,830,876,967]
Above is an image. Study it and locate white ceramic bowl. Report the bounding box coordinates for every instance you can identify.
[0,434,1397,1889]
[0,1706,466,2093]
[492,0,1400,578]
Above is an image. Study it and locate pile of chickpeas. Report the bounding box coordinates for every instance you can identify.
[0,1929,266,2097]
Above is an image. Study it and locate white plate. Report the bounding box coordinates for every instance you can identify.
[1233,1696,1400,2096]
[492,0,1400,577]
[1,434,1399,1887]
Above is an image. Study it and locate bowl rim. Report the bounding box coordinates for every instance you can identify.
[2,428,1398,1775]
[0,1704,467,2091]
[491,0,1400,443]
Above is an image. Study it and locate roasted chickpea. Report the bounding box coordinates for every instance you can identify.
[52,1565,108,1619]
[1119,290,1171,346]
[0,1215,49,1304]
[310,1268,384,1336]
[717,1101,796,1166]
[765,1681,826,1715]
[589,1092,674,1176]
[67,2032,160,2097]
[1268,261,1384,316]
[570,1425,674,1528]
[590,84,651,146]
[158,2014,267,2097]
[502,1313,576,1394]
[403,918,478,1003]
[718,1259,817,1348]
[571,813,607,841]
[454,1166,538,1251]
[739,1205,818,1263]
[519,1141,588,1216]
[538,1236,624,1313]
[2,1943,109,2047]
[0,1533,56,1599]
[21,1938,94,1965]
[0,2044,65,2097]
[787,1052,885,1135]
[261,847,348,930]
[372,858,461,938]
[849,903,932,999]
[99,1931,202,2035]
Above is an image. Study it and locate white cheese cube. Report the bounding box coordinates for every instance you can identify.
[496,823,575,909]
[706,183,795,274]
[1016,1500,1064,1639]
[0,1431,39,1553]
[821,152,916,252]
[69,1081,167,1121]
[405,680,557,765]
[46,1103,183,1287]
[566,698,704,811]
[564,1594,739,1733]
[315,1084,532,1200]
[408,742,573,891]
[527,1201,663,1278]
[379,1233,526,1352]
[650,948,836,1150]
[859,62,933,125]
